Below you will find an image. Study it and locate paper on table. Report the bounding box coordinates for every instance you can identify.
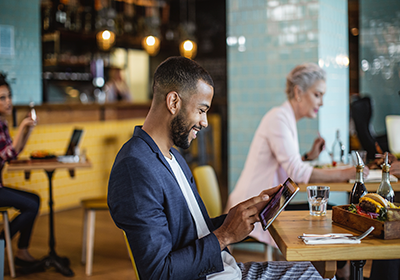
[302,238,361,245]
[349,169,398,183]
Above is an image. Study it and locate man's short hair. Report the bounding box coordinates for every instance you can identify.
[152,56,214,103]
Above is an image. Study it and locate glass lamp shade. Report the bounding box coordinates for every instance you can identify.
[142,35,160,56]
[96,30,116,51]
[179,39,197,59]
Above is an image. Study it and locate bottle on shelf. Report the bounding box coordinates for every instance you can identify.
[331,129,345,166]
[377,152,394,202]
[349,151,368,204]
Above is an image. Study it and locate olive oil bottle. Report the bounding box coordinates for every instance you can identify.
[350,151,368,204]
[377,153,394,202]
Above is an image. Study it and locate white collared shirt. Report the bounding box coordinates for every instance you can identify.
[165,153,241,279]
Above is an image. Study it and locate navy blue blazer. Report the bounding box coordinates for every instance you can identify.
[108,126,227,280]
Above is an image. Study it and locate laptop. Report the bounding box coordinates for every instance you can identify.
[58,129,84,162]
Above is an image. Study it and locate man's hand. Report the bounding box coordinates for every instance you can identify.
[213,185,282,250]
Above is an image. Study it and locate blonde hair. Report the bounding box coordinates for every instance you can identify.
[285,63,326,99]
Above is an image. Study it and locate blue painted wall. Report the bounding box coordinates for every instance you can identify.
[227,0,349,194]
[0,0,42,105]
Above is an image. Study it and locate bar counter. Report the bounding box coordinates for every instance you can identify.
[11,101,151,126]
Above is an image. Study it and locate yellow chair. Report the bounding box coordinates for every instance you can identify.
[192,165,274,260]
[0,207,16,278]
[80,197,108,276]
[193,165,222,218]
[123,231,140,280]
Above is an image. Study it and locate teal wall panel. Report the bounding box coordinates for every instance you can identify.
[0,0,42,105]
[227,0,350,221]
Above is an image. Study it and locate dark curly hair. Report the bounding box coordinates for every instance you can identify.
[0,73,11,92]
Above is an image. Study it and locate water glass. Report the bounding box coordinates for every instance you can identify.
[307,186,330,216]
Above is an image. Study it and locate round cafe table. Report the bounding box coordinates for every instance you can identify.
[7,158,91,277]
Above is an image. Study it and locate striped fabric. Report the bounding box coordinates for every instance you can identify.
[238,261,335,280]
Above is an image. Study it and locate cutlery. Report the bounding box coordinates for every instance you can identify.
[298,226,374,241]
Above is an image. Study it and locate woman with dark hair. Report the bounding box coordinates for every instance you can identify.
[0,73,41,269]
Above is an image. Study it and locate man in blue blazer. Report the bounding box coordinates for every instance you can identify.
[108,57,325,280]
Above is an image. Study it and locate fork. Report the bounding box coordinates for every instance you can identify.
[347,226,375,240]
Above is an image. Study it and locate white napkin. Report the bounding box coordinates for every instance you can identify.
[302,238,361,245]
[300,233,361,245]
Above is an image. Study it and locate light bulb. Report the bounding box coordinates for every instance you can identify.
[183,40,194,51]
[146,36,156,46]
[142,35,160,56]
[102,30,111,40]
[179,39,197,59]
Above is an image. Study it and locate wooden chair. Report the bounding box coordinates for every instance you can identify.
[0,207,16,278]
[192,165,274,260]
[123,231,140,280]
[80,197,108,276]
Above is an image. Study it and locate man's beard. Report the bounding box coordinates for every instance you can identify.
[170,111,193,150]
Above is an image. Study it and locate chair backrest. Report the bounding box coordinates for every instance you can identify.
[123,231,140,280]
[193,165,222,218]
[350,96,378,160]
[386,115,400,157]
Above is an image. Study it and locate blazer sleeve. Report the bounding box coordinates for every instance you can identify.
[108,156,224,280]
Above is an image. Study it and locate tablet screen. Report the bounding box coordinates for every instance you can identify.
[65,129,84,156]
[259,177,299,230]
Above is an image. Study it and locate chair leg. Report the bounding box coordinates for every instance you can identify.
[264,245,273,261]
[85,210,96,276]
[3,212,16,278]
[81,209,88,264]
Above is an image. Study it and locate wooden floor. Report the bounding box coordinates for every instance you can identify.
[3,207,267,280]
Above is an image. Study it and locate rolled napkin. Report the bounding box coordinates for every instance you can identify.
[302,238,361,245]
[299,233,361,245]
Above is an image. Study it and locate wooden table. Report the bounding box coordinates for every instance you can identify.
[7,158,91,277]
[297,181,400,192]
[269,210,400,280]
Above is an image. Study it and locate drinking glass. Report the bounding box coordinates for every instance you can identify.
[307,186,330,216]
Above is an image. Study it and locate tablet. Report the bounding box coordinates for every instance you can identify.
[65,129,84,156]
[259,177,299,231]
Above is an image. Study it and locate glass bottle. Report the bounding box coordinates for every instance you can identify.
[331,129,345,166]
[377,153,394,202]
[350,151,368,204]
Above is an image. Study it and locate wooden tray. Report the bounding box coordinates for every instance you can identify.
[332,205,400,239]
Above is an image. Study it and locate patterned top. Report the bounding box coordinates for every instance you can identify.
[0,119,18,187]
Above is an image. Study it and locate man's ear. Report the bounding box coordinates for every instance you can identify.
[166,91,181,115]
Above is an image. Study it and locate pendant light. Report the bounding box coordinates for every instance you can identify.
[141,6,161,56]
[95,0,116,51]
[96,29,116,51]
[179,0,197,59]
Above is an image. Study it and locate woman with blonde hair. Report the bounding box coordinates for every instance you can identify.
[226,62,365,244]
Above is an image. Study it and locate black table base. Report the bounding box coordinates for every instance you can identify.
[350,260,366,280]
[41,251,73,277]
[40,170,74,277]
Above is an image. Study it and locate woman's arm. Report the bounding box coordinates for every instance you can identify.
[309,165,369,183]
[12,117,35,154]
